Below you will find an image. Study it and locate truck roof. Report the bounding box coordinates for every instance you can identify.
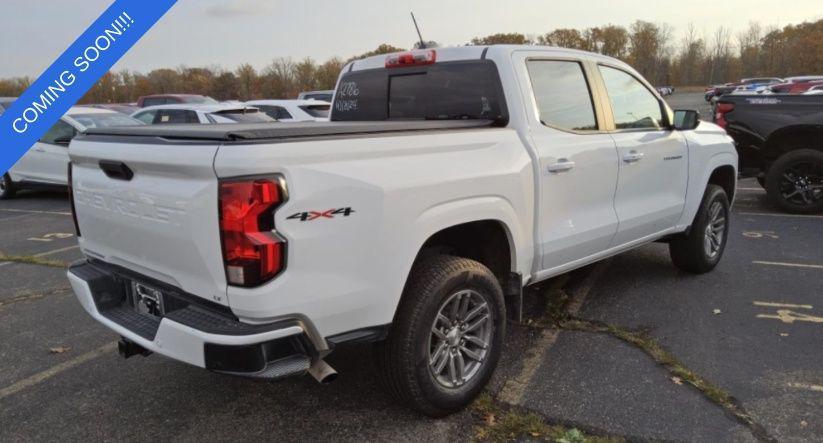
[348,44,628,72]
[79,119,496,143]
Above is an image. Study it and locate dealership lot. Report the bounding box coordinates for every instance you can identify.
[1,93,821,442]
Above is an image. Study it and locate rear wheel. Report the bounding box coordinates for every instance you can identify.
[0,174,15,200]
[374,255,505,417]
[765,149,823,214]
[670,184,729,274]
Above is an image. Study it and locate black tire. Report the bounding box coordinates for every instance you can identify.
[0,173,15,200]
[374,255,506,417]
[670,184,730,274]
[764,149,823,214]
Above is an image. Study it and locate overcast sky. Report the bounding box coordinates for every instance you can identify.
[2,0,821,78]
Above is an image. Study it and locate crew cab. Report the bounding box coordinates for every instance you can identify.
[716,94,823,213]
[66,46,737,416]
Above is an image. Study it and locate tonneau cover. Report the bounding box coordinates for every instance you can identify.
[79,120,496,142]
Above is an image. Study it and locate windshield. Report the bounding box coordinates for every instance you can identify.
[302,93,333,102]
[331,60,507,124]
[184,96,218,104]
[299,104,330,118]
[211,109,275,123]
[71,113,143,129]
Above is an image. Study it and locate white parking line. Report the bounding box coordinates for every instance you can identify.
[737,211,823,219]
[0,342,116,401]
[753,301,813,310]
[0,208,71,216]
[787,382,823,393]
[737,187,765,192]
[499,261,609,405]
[753,260,823,270]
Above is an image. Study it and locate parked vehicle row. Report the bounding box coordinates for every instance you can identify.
[66,45,736,416]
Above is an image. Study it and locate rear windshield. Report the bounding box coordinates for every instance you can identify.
[212,109,275,123]
[299,104,330,118]
[331,60,508,124]
[302,93,333,102]
[71,113,143,129]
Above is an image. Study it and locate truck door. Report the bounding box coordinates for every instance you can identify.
[595,64,688,246]
[514,55,620,272]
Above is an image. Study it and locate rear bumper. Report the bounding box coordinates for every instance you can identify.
[68,260,329,379]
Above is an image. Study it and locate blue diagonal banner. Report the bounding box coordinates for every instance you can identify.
[0,0,177,174]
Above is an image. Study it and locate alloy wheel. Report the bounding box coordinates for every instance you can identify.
[778,162,823,207]
[704,200,726,258]
[428,289,493,389]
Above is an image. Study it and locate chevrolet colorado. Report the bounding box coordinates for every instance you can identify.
[716,94,823,213]
[67,46,737,416]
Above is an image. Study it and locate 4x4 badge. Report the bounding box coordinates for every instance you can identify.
[286,207,355,222]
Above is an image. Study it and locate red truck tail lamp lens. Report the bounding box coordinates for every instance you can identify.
[715,103,735,130]
[385,50,436,68]
[219,178,286,287]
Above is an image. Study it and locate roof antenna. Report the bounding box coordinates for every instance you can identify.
[411,12,426,49]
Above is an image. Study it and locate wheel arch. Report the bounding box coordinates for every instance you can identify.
[764,125,823,164]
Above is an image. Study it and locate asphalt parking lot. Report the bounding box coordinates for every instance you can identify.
[1,93,821,442]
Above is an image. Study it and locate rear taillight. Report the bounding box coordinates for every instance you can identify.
[67,162,80,237]
[715,102,735,130]
[219,177,287,287]
[385,49,436,68]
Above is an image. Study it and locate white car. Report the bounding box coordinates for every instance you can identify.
[803,85,823,95]
[131,103,274,125]
[297,90,334,102]
[244,99,331,122]
[1,107,142,198]
[68,46,737,415]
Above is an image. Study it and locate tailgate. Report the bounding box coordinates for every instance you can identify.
[69,139,229,306]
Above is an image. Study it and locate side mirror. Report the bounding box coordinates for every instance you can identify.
[673,109,700,130]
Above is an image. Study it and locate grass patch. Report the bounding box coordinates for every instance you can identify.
[0,254,66,268]
[472,393,621,443]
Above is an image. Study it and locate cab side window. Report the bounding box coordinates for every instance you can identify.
[155,109,199,124]
[259,105,293,120]
[599,66,664,130]
[40,120,76,145]
[134,110,157,124]
[527,60,597,131]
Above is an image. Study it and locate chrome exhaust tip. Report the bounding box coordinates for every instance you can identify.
[308,359,338,384]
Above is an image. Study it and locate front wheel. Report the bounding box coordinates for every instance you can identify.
[0,174,15,200]
[764,149,823,214]
[669,184,730,274]
[374,255,505,417]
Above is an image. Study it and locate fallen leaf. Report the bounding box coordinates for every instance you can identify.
[485,413,496,426]
[671,376,684,385]
[800,420,808,427]
[779,333,789,337]
[713,309,722,315]
[530,432,541,437]
[49,346,71,354]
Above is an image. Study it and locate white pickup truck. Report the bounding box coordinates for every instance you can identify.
[67,45,737,416]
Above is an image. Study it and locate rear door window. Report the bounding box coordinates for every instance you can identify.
[332,60,508,124]
[599,66,664,130]
[527,60,597,131]
[257,105,293,120]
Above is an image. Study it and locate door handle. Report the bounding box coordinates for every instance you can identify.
[547,159,575,173]
[623,151,645,163]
